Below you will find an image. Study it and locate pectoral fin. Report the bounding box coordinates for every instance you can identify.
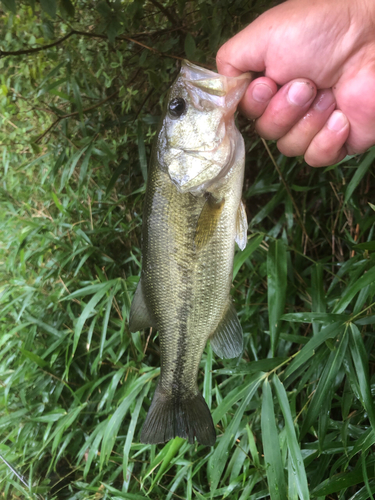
[195,195,225,250]
[235,201,248,251]
[209,300,243,359]
[128,279,156,332]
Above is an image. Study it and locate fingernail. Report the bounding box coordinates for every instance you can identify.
[288,81,315,106]
[252,83,273,103]
[327,110,348,132]
[314,90,335,111]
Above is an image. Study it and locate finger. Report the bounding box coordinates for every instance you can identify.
[277,89,336,156]
[304,110,349,167]
[239,77,278,119]
[255,79,317,140]
[216,20,269,77]
[334,66,375,154]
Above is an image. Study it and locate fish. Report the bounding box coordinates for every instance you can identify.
[129,61,251,446]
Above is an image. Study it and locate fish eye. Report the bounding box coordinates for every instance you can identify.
[168,97,186,118]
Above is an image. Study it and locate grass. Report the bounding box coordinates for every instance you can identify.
[1,1,375,499]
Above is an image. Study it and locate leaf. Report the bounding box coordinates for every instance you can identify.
[106,160,126,195]
[123,383,151,482]
[40,0,57,17]
[184,33,196,60]
[349,324,375,433]
[78,141,94,186]
[344,148,375,203]
[1,0,16,13]
[137,121,147,182]
[261,379,287,500]
[267,240,287,355]
[208,372,265,495]
[233,233,264,279]
[273,375,309,500]
[59,0,75,17]
[281,312,348,324]
[73,280,116,355]
[333,265,375,313]
[300,330,349,439]
[284,321,344,381]
[100,374,152,467]
[19,348,49,369]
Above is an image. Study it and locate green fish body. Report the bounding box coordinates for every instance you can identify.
[129,62,250,446]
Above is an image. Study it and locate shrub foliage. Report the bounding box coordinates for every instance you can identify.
[1,1,375,499]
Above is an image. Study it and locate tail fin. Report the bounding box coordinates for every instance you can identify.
[140,385,216,446]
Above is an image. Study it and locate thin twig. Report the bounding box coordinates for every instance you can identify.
[36,90,119,143]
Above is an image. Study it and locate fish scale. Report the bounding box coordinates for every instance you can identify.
[129,61,251,445]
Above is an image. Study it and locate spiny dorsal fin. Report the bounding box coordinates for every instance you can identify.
[210,300,243,359]
[128,279,157,332]
[195,195,225,250]
[235,201,248,251]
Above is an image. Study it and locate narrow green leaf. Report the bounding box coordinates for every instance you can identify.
[123,383,151,482]
[184,33,196,60]
[137,121,147,182]
[203,343,212,409]
[273,375,309,500]
[73,281,115,355]
[72,77,83,121]
[100,374,151,468]
[209,372,264,495]
[40,0,57,17]
[78,141,94,186]
[344,148,375,203]
[233,233,264,279]
[1,0,16,14]
[149,437,185,491]
[350,324,375,433]
[106,160,126,195]
[333,265,375,313]
[284,321,344,381]
[261,379,287,500]
[281,312,348,324]
[19,347,49,369]
[267,240,287,355]
[300,330,349,439]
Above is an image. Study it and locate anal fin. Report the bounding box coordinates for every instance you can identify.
[235,201,248,251]
[128,279,157,332]
[140,385,216,446]
[210,300,243,359]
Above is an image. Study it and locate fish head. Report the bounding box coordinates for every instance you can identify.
[157,61,251,195]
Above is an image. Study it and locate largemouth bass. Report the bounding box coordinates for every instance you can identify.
[129,61,250,446]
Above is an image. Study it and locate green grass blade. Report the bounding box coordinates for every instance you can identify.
[300,330,349,439]
[349,324,375,433]
[273,375,309,500]
[267,240,287,355]
[233,232,264,279]
[284,321,344,381]
[209,372,265,496]
[344,147,375,204]
[261,378,287,500]
[333,265,375,314]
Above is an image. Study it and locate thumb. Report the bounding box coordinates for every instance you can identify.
[216,15,271,77]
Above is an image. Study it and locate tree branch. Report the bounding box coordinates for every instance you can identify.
[0,28,215,70]
[35,90,119,143]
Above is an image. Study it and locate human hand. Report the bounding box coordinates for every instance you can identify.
[216,0,375,167]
